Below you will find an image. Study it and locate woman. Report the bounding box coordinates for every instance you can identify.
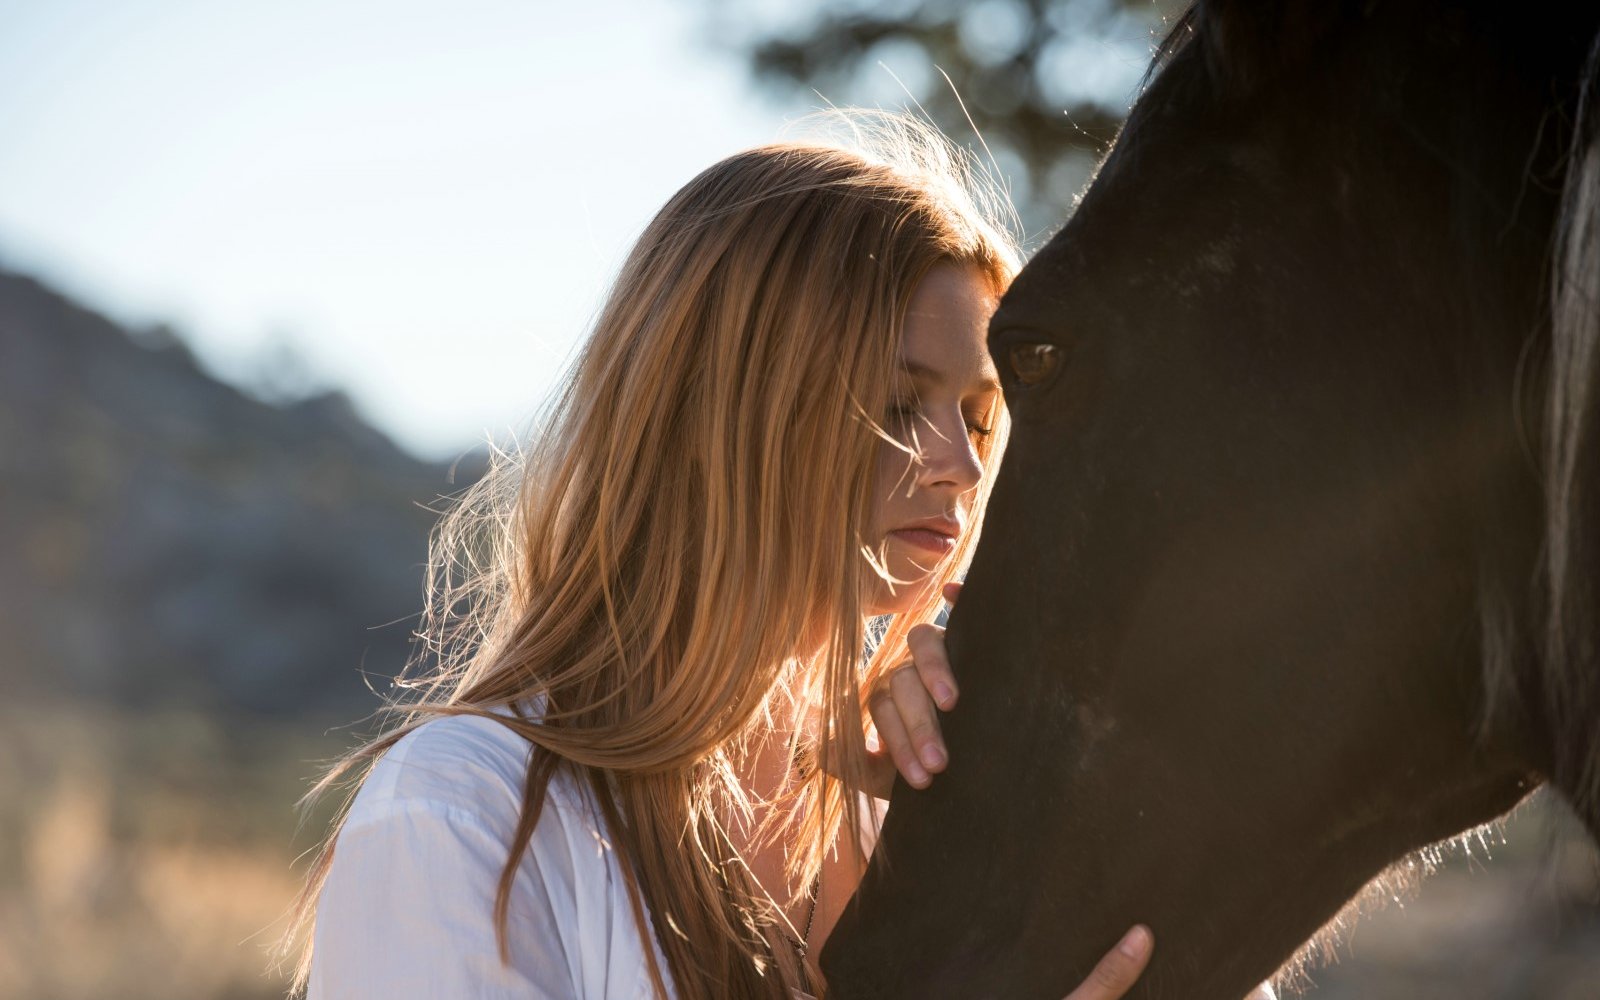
[286,117,1157,999]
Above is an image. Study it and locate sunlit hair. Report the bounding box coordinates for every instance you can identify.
[283,111,1020,998]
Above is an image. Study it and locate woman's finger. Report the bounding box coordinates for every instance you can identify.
[888,659,947,773]
[1061,925,1152,1000]
[942,580,963,605]
[858,746,898,800]
[867,676,929,788]
[906,622,958,710]
[1244,984,1277,1000]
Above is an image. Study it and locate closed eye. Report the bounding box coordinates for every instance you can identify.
[887,397,920,428]
[887,398,992,445]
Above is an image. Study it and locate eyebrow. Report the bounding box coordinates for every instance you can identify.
[899,359,1002,393]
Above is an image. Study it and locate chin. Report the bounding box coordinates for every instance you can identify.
[867,566,941,617]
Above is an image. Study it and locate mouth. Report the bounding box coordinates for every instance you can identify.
[887,521,960,556]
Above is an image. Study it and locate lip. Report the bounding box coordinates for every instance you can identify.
[888,516,961,556]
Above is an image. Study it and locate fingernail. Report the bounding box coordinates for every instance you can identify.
[1117,925,1151,960]
[920,744,946,770]
[933,681,955,707]
[906,762,929,786]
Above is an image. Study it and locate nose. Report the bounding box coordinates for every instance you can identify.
[913,408,984,495]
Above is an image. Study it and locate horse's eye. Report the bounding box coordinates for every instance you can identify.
[1008,342,1061,387]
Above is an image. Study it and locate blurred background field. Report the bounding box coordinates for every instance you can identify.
[0,705,342,1000]
[2,0,1597,997]
[0,693,1595,999]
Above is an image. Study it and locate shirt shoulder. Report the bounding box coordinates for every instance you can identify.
[345,712,593,839]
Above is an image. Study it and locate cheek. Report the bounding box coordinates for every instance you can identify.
[871,443,917,525]
[863,449,918,615]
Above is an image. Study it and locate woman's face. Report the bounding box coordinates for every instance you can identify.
[865,262,1003,617]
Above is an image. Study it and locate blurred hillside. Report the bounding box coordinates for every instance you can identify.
[0,269,481,718]
[0,268,485,999]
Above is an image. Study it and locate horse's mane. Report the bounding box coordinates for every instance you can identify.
[1544,28,1600,828]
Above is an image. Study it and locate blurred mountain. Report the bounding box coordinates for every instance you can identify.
[0,269,484,718]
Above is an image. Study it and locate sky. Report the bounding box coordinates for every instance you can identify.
[0,0,822,459]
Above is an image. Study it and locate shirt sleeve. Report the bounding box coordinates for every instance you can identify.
[305,715,637,1000]
[308,795,585,1000]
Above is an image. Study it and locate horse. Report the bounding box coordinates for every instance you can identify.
[821,2,1600,997]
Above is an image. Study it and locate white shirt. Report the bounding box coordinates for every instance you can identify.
[308,713,675,999]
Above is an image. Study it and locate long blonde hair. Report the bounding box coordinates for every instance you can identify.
[286,114,1020,998]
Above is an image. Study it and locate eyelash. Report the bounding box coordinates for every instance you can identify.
[888,399,992,439]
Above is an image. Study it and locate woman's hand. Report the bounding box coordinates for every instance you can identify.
[864,581,962,797]
[1058,929,1274,1000]
[1062,926,1153,999]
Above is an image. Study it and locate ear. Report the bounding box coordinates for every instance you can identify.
[1197,0,1353,96]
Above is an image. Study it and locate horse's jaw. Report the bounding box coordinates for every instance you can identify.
[825,543,1544,999]
[821,722,1536,1000]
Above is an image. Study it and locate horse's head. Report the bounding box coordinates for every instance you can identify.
[824,4,1600,997]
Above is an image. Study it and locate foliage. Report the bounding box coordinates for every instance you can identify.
[711,0,1189,242]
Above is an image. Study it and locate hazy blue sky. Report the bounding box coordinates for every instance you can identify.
[0,0,823,458]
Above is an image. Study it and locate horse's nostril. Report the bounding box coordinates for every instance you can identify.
[1007,342,1061,388]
